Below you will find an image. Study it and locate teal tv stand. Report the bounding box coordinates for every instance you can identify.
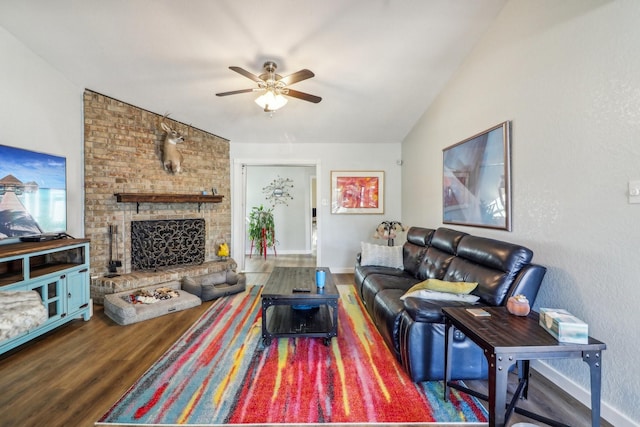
[0,238,92,355]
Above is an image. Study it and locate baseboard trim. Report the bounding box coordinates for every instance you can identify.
[330,267,354,274]
[244,250,313,255]
[532,361,636,426]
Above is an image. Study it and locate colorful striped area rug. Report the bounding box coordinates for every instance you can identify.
[97,284,487,425]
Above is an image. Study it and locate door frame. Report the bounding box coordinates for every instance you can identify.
[231,158,322,271]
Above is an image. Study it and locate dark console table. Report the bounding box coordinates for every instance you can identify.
[443,306,606,427]
[261,267,338,346]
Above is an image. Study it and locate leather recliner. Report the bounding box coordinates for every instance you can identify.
[355,227,546,382]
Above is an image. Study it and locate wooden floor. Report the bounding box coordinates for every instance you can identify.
[0,255,609,427]
[244,252,317,272]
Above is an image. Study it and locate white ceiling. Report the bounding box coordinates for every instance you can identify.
[0,0,506,144]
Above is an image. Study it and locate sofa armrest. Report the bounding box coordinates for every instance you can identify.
[505,263,547,305]
[403,297,479,323]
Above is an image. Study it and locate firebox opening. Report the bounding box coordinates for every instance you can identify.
[131,219,205,271]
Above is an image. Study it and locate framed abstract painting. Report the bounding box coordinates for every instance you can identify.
[442,121,512,230]
[331,170,384,214]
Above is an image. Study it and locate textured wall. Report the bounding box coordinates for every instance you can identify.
[401,1,640,424]
[84,90,231,277]
[0,27,84,238]
[230,142,403,273]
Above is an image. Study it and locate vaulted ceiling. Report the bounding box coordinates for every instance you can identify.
[0,0,506,144]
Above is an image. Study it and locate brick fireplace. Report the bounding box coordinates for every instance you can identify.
[83,90,232,302]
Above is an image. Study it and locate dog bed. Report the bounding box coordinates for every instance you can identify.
[182,270,246,301]
[104,281,201,325]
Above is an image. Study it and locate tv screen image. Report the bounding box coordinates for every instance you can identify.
[0,144,67,241]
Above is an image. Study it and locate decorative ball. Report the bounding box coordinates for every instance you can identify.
[507,295,530,316]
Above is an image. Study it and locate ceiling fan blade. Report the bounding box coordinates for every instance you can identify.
[216,88,259,97]
[279,69,315,86]
[284,89,322,104]
[229,66,263,83]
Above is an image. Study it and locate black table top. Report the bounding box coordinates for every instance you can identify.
[262,267,338,300]
[443,306,606,354]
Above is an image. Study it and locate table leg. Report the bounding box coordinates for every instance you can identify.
[488,352,511,427]
[330,299,338,337]
[519,360,530,399]
[444,320,453,401]
[583,350,602,427]
[261,298,269,343]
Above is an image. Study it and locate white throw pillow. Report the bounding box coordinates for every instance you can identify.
[360,242,404,269]
[400,289,480,303]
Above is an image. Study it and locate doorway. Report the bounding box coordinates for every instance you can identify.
[232,159,321,273]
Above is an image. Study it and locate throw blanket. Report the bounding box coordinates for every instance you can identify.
[0,291,48,341]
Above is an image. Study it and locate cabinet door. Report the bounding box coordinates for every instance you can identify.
[29,276,65,322]
[66,268,89,314]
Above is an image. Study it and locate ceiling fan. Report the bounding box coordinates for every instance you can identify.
[216,61,322,112]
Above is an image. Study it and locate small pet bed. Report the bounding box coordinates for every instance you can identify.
[182,270,246,301]
[104,281,201,325]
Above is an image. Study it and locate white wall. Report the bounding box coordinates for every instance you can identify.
[231,142,402,273]
[0,27,84,239]
[402,1,640,424]
[245,165,314,254]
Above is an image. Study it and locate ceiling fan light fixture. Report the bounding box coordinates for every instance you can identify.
[217,62,320,110]
[255,89,288,111]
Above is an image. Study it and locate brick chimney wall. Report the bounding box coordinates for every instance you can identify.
[83,90,231,277]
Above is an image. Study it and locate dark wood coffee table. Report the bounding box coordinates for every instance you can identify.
[261,267,338,346]
[443,306,606,427]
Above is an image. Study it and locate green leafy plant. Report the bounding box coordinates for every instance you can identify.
[248,205,275,256]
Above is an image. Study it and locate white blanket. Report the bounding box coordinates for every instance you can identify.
[0,291,48,341]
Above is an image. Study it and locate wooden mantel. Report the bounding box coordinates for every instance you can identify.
[114,193,224,212]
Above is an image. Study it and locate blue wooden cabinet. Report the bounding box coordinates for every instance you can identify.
[0,239,92,355]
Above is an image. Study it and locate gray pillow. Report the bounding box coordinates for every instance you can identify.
[360,242,404,269]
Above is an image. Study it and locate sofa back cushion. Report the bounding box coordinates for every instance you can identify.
[402,227,434,276]
[442,260,511,305]
[416,228,467,280]
[456,235,533,272]
[431,228,467,253]
[444,235,534,306]
[406,227,434,247]
[417,247,455,280]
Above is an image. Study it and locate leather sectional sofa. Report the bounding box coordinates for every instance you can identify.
[355,226,547,382]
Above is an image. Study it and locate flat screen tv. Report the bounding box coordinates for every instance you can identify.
[0,144,67,242]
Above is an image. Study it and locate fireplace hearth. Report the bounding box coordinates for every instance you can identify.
[131,219,205,271]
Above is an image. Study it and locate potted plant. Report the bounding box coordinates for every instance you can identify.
[248,205,275,257]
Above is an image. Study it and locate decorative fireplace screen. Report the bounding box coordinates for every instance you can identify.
[131,219,205,271]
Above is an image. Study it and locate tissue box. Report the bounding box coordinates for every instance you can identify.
[539,308,588,344]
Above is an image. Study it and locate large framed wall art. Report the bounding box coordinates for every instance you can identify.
[331,170,384,214]
[442,121,511,231]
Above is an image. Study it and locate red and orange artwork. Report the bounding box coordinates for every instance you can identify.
[335,176,379,209]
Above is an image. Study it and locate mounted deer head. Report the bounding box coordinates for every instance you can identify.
[159,116,184,174]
